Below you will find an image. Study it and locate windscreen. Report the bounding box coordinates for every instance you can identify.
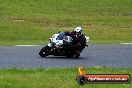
[56,32,65,40]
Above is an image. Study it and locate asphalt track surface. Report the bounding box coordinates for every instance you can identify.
[0,44,132,69]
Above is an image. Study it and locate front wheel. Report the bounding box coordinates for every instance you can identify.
[39,45,50,57]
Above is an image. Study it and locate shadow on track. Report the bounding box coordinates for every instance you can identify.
[38,56,88,60]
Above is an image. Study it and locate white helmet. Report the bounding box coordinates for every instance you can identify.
[74,27,83,36]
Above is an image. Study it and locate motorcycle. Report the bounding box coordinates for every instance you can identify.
[39,32,89,58]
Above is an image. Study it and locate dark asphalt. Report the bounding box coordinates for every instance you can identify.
[0,44,132,69]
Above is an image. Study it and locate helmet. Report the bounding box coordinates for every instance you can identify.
[74,27,83,36]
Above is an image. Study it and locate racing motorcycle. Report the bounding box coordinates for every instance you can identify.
[39,32,89,58]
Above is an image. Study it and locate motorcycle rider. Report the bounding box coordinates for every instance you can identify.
[64,27,87,58]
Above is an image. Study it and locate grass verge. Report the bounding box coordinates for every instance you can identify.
[0,0,132,45]
[0,67,131,88]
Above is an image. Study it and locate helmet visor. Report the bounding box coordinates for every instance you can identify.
[76,31,82,36]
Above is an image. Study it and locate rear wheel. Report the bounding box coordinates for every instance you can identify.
[74,50,80,58]
[39,45,50,57]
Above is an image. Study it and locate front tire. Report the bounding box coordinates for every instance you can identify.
[39,45,50,57]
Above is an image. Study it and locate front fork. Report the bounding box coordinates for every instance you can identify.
[47,43,52,47]
[47,43,66,55]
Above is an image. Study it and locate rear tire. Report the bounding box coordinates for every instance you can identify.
[39,45,50,57]
[74,50,80,58]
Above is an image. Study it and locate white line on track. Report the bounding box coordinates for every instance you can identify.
[14,45,40,46]
[120,43,132,44]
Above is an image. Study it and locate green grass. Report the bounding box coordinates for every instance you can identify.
[0,0,132,45]
[0,67,131,88]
